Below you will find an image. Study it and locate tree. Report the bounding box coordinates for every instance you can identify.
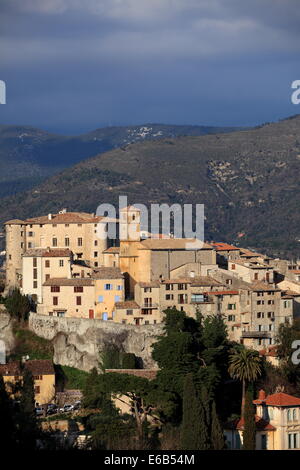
[210,400,225,450]
[18,367,38,450]
[180,373,210,450]
[0,374,15,449]
[228,347,262,417]
[243,386,256,450]
[5,288,31,322]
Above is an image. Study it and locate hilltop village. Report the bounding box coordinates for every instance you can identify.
[4,206,300,354]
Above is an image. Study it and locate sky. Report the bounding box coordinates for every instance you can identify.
[0,0,300,134]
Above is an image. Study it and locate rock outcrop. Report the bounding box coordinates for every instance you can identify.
[29,313,164,372]
[0,308,15,358]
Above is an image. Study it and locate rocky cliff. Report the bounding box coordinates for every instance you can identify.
[0,308,15,358]
[28,313,164,371]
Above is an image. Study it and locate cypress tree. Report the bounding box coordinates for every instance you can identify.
[210,400,225,450]
[18,368,38,450]
[0,374,15,449]
[181,373,210,450]
[243,386,256,450]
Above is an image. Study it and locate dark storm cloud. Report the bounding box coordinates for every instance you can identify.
[0,0,299,133]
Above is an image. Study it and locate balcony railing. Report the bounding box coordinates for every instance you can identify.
[242,331,271,339]
[141,303,159,309]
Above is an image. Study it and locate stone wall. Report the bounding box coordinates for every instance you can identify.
[28,313,164,372]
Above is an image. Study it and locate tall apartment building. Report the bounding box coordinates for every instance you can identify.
[5,210,110,290]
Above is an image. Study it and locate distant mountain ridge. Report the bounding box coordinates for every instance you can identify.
[1,115,300,258]
[0,123,244,198]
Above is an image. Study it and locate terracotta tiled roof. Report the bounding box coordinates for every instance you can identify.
[250,282,280,292]
[211,242,240,251]
[0,360,54,377]
[138,281,161,288]
[139,238,212,250]
[103,247,120,254]
[92,267,123,279]
[259,346,278,358]
[205,290,239,296]
[254,392,300,407]
[225,415,275,431]
[25,211,104,225]
[43,277,94,286]
[191,276,223,287]
[115,301,140,309]
[23,248,72,257]
[4,219,25,225]
[105,369,158,380]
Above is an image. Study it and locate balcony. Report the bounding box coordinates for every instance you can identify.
[141,303,159,309]
[242,331,271,339]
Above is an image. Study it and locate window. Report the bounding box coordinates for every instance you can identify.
[94,240,98,246]
[45,274,50,281]
[267,312,274,318]
[45,260,50,268]
[74,286,83,293]
[231,264,236,270]
[254,273,259,280]
[33,257,37,267]
[117,285,123,291]
[191,294,204,303]
[105,284,113,290]
[53,297,58,306]
[65,237,70,247]
[94,252,98,257]
[165,284,173,291]
[59,260,64,267]
[178,283,187,290]
[33,268,37,279]
[65,224,69,227]
[76,296,82,305]
[28,231,34,237]
[228,303,236,310]
[293,409,297,421]
[115,295,120,302]
[261,434,267,450]
[228,315,235,321]
[268,299,274,305]
[51,286,60,292]
[126,310,133,315]
[78,238,83,246]
[144,287,152,293]
[33,281,37,289]
[226,279,233,285]
[98,295,104,303]
[288,433,298,449]
[166,294,174,300]
[77,223,82,227]
[52,238,57,247]
[34,386,40,394]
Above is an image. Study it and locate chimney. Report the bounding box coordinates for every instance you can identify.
[48,213,52,220]
[258,389,266,401]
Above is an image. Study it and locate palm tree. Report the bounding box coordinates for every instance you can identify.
[228,348,262,417]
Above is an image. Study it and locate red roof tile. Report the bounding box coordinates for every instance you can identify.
[211,242,240,251]
[225,415,275,431]
[254,392,300,407]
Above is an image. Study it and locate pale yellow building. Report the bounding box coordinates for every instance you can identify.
[5,210,110,290]
[22,248,72,302]
[0,359,56,406]
[225,390,300,450]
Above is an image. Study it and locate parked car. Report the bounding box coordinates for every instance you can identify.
[60,404,74,413]
[47,404,58,415]
[73,400,81,410]
[35,407,44,416]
